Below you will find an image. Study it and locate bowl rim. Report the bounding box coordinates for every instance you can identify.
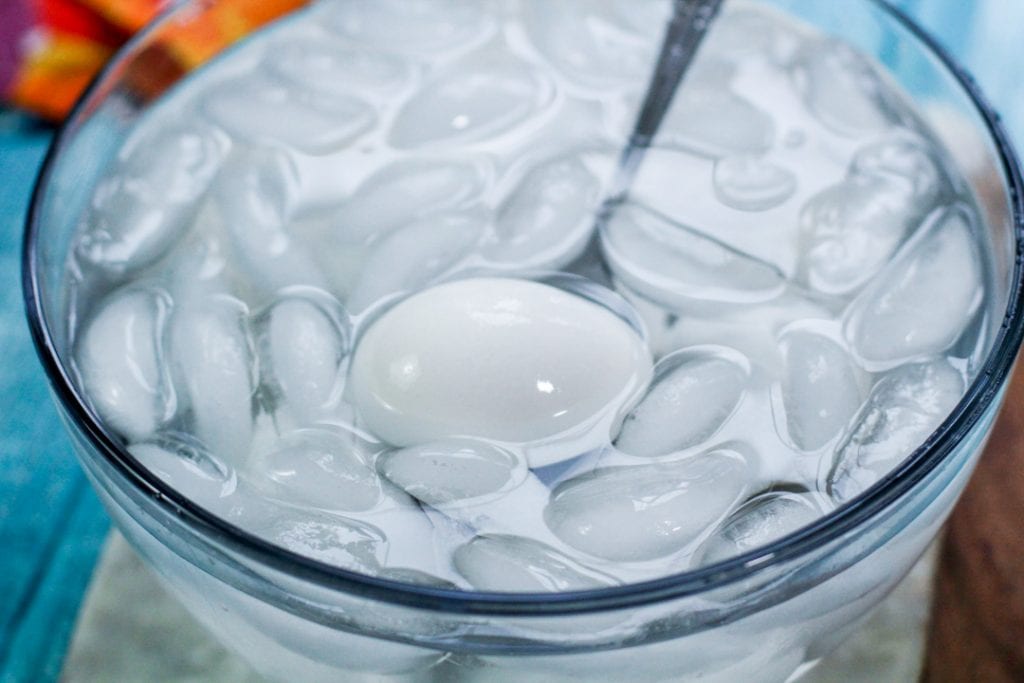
[21,0,1024,617]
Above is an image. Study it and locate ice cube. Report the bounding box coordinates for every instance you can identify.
[213,148,329,299]
[129,432,237,505]
[703,4,803,65]
[601,203,787,307]
[545,449,750,562]
[258,293,348,421]
[712,156,797,212]
[389,55,553,149]
[615,348,749,458]
[851,130,944,208]
[267,41,413,100]
[453,534,617,592]
[828,359,965,502]
[170,294,256,464]
[333,159,487,245]
[324,0,490,54]
[523,0,656,89]
[657,86,775,158]
[844,207,984,366]
[696,491,824,565]
[204,75,375,155]
[482,154,600,270]
[620,285,832,371]
[74,287,175,441]
[428,472,563,551]
[378,439,524,507]
[251,426,383,513]
[798,176,919,296]
[791,39,899,138]
[269,512,387,573]
[345,212,485,313]
[76,122,229,275]
[779,328,866,451]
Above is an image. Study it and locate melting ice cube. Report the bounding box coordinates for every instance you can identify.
[378,439,523,507]
[713,156,797,212]
[389,55,553,148]
[791,39,900,138]
[828,359,965,502]
[779,327,866,451]
[333,159,487,245]
[523,0,655,90]
[657,86,775,158]
[601,203,787,307]
[257,293,348,421]
[214,148,329,299]
[129,432,237,505]
[345,212,485,313]
[696,491,824,565]
[453,534,617,592]
[616,348,749,458]
[76,122,229,275]
[170,294,256,465]
[204,75,375,155]
[269,512,388,573]
[324,0,490,54]
[74,287,175,441]
[545,449,750,562]
[267,41,413,100]
[844,207,983,367]
[483,154,600,270]
[251,427,383,513]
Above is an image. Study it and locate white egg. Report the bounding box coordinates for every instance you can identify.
[349,278,652,467]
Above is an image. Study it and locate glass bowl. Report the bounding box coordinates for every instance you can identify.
[23,1,1024,681]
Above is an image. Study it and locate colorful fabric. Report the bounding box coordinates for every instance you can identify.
[0,0,306,122]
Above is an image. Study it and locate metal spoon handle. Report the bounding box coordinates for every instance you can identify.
[612,0,726,199]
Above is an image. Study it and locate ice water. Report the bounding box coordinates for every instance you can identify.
[66,0,993,596]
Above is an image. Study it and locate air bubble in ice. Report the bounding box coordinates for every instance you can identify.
[378,439,522,507]
[658,87,775,158]
[76,122,228,275]
[253,427,383,513]
[333,160,486,245]
[204,75,375,155]
[791,39,897,137]
[258,294,347,421]
[346,212,485,313]
[780,329,866,451]
[129,432,237,504]
[389,56,552,148]
[170,294,256,464]
[453,534,617,592]
[713,156,797,212]
[545,449,750,562]
[325,0,489,54]
[829,359,964,502]
[74,287,175,441]
[616,348,748,458]
[601,203,786,307]
[483,155,600,271]
[268,41,412,99]
[696,491,823,565]
[844,207,983,366]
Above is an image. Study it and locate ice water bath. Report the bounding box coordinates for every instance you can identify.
[38,0,1011,680]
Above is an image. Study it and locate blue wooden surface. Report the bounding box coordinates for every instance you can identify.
[0,113,110,682]
[0,1,1021,681]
